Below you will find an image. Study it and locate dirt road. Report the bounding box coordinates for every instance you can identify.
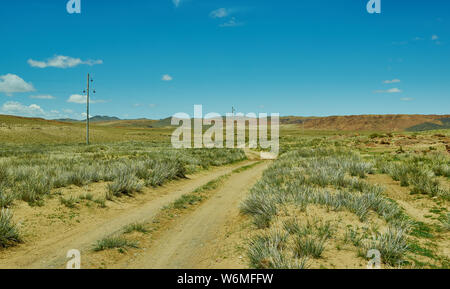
[0,160,261,269]
[118,161,269,269]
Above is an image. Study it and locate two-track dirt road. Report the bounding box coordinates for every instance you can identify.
[0,159,268,269]
[117,161,269,269]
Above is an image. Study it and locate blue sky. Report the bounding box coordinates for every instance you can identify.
[0,0,449,120]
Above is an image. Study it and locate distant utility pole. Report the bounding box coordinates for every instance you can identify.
[232,106,236,115]
[303,119,305,135]
[86,73,90,145]
[83,73,95,145]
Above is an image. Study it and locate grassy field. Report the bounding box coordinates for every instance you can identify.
[0,122,247,250]
[0,115,449,269]
[242,129,449,268]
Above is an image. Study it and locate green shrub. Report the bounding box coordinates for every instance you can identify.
[0,165,10,186]
[283,219,302,235]
[173,194,203,209]
[93,237,138,252]
[19,177,51,204]
[124,222,149,234]
[369,133,384,139]
[240,194,277,229]
[60,195,80,208]
[146,160,187,187]
[362,226,409,266]
[345,227,364,247]
[410,174,441,196]
[0,209,21,248]
[444,213,450,231]
[294,236,326,259]
[94,197,107,208]
[0,188,15,208]
[248,230,291,269]
[107,172,143,197]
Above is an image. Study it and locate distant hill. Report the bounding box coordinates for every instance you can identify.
[55,115,120,123]
[94,118,158,128]
[3,114,450,132]
[280,116,318,124]
[54,115,166,128]
[150,117,175,128]
[295,114,450,132]
[406,117,450,132]
[151,115,450,132]
[89,115,121,122]
[1,114,68,126]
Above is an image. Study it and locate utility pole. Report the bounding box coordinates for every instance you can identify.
[83,73,95,145]
[86,73,90,145]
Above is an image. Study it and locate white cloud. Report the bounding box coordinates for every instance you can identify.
[67,94,87,104]
[386,88,402,93]
[1,101,85,119]
[432,35,439,40]
[30,94,55,100]
[67,94,105,104]
[210,8,229,18]
[28,55,103,69]
[0,74,35,96]
[1,101,45,116]
[400,97,413,101]
[374,88,402,93]
[383,79,401,84]
[162,74,173,81]
[220,17,243,27]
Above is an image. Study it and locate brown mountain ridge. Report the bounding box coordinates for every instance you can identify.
[1,114,450,132]
[282,114,450,131]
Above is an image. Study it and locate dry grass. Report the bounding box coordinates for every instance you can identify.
[242,137,449,268]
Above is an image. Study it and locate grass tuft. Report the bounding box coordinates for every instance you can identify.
[362,226,409,266]
[93,237,139,252]
[0,189,15,208]
[124,222,149,234]
[107,172,143,198]
[0,209,21,248]
[293,236,326,259]
[60,195,80,208]
[173,194,203,209]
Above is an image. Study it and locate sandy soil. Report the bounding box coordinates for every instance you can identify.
[111,161,269,269]
[367,174,450,265]
[0,160,257,269]
[367,174,446,226]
